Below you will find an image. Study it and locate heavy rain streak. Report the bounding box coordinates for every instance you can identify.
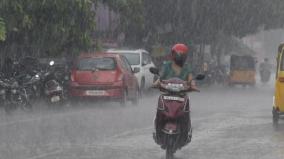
[1,0,284,159]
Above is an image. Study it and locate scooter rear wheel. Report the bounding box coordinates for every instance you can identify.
[165,136,175,159]
[166,148,174,159]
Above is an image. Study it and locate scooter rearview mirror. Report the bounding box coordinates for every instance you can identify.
[195,74,205,80]
[149,67,159,75]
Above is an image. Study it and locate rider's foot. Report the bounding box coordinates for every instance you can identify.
[153,132,158,144]
[186,128,192,143]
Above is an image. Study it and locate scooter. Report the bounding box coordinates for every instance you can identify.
[43,61,65,106]
[150,67,204,159]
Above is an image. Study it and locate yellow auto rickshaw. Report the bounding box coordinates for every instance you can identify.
[273,43,284,126]
[228,55,256,87]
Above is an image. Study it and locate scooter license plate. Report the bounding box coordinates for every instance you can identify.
[51,96,60,102]
[86,90,106,96]
[163,96,185,102]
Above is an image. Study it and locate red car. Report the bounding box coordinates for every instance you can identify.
[69,53,140,105]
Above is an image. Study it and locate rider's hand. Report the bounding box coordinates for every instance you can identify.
[189,80,200,92]
[152,79,161,88]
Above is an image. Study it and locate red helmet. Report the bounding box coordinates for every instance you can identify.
[171,43,189,66]
[171,43,189,55]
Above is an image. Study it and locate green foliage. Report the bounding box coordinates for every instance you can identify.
[101,0,144,46]
[104,0,284,46]
[0,18,6,41]
[0,0,97,57]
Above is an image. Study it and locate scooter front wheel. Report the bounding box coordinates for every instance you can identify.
[166,147,174,159]
[165,136,175,159]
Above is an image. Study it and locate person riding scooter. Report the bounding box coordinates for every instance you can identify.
[259,58,272,83]
[153,43,197,146]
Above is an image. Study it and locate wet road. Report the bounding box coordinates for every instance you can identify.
[0,82,282,159]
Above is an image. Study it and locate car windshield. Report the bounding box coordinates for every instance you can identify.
[77,57,116,71]
[120,53,140,65]
[230,56,255,70]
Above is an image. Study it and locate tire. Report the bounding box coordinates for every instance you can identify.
[166,138,174,159]
[166,148,174,159]
[120,89,127,106]
[20,89,33,112]
[273,108,279,128]
[140,78,145,97]
[22,102,33,112]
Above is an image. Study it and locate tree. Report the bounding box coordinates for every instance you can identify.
[101,0,145,46]
[0,0,97,57]
[0,18,6,41]
[104,0,284,46]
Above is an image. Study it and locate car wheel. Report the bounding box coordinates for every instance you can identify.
[140,78,145,96]
[132,89,139,106]
[273,108,279,129]
[120,89,127,106]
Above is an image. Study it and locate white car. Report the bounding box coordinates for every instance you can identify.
[107,49,156,93]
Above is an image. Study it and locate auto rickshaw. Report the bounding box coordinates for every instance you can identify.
[273,43,284,126]
[228,55,256,87]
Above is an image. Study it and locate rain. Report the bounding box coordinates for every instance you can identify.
[0,0,284,159]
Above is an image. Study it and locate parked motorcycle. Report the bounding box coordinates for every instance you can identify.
[150,67,204,159]
[0,75,8,106]
[17,71,42,103]
[43,61,68,106]
[2,76,32,113]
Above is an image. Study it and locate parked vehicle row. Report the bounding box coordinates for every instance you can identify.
[0,73,33,113]
[0,57,70,113]
[0,49,157,111]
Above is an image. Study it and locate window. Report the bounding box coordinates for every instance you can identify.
[120,53,140,65]
[142,52,152,65]
[77,57,116,71]
[121,56,132,72]
[230,55,255,70]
